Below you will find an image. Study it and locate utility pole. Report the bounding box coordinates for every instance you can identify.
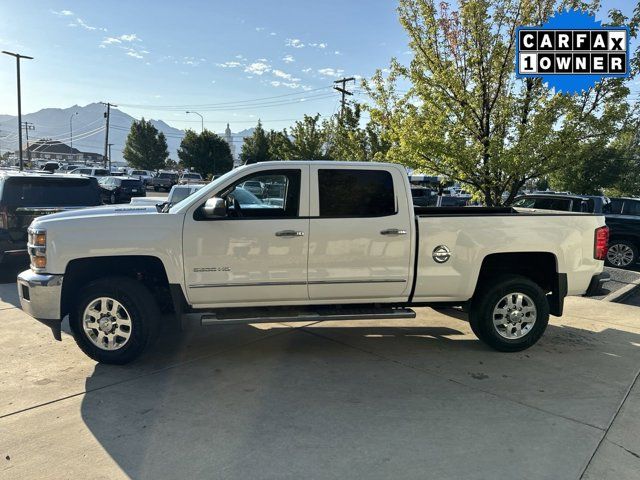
[22,121,35,165]
[69,111,78,160]
[101,102,117,168]
[333,77,355,118]
[2,51,34,171]
[108,143,114,172]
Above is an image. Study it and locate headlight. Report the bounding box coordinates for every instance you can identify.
[27,228,47,272]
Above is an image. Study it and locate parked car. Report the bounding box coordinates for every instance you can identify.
[512,193,603,213]
[240,180,265,197]
[178,172,205,185]
[128,169,154,186]
[57,164,83,174]
[17,161,608,364]
[68,167,110,178]
[0,172,101,264]
[41,162,60,173]
[98,176,146,204]
[130,184,205,208]
[602,197,640,268]
[411,187,436,207]
[149,171,178,191]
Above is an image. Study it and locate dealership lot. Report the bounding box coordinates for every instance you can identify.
[1,268,639,480]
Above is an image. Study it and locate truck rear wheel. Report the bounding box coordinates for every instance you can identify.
[469,275,549,352]
[68,276,160,364]
[605,240,638,268]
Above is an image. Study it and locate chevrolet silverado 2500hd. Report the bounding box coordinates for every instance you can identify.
[17,162,609,364]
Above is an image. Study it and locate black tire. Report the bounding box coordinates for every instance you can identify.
[110,193,117,204]
[605,240,638,268]
[68,276,161,364]
[469,275,549,352]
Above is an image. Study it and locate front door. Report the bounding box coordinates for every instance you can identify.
[307,166,413,301]
[183,167,310,307]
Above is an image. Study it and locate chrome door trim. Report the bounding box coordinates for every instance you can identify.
[188,280,308,289]
[308,279,406,285]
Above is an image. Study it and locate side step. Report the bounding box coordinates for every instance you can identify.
[183,306,416,326]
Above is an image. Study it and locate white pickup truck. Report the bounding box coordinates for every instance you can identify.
[17,161,609,364]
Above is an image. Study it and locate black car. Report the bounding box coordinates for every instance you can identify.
[512,193,610,213]
[99,176,147,204]
[0,172,102,264]
[603,197,640,268]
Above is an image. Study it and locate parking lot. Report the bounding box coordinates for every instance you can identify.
[1,263,639,480]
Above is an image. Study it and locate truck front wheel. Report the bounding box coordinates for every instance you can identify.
[68,276,160,364]
[469,275,549,352]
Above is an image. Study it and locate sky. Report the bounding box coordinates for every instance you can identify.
[0,0,638,133]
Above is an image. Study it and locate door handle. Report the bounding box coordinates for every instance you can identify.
[275,230,305,237]
[380,228,407,236]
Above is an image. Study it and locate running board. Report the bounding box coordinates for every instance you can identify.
[183,306,416,326]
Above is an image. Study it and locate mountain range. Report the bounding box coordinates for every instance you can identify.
[0,103,255,163]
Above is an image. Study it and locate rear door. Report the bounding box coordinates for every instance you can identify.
[307,166,413,301]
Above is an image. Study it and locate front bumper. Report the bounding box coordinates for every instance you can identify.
[585,271,611,297]
[17,270,63,321]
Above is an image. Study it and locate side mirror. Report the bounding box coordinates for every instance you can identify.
[202,197,227,218]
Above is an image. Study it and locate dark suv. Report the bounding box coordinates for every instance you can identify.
[0,172,102,264]
[99,176,146,204]
[603,197,640,268]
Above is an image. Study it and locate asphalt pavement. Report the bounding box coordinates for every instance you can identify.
[1,267,639,479]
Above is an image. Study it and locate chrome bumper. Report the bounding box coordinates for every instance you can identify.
[17,270,63,321]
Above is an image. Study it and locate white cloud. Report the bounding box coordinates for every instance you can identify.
[235,54,245,59]
[119,33,139,42]
[51,9,74,16]
[255,27,265,32]
[245,62,271,75]
[76,18,97,31]
[309,42,327,49]
[286,38,305,48]
[272,69,300,81]
[334,50,342,55]
[282,54,295,63]
[126,51,143,59]
[270,32,277,36]
[270,80,302,89]
[318,67,344,77]
[301,67,312,73]
[102,36,122,45]
[216,61,242,68]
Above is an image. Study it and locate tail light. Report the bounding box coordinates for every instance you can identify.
[594,226,609,260]
[0,210,8,230]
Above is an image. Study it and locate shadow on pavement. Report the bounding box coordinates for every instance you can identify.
[0,259,28,309]
[78,317,640,480]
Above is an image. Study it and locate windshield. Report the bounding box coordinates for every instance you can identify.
[182,173,201,179]
[159,173,176,179]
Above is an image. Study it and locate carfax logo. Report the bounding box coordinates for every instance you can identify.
[516,9,630,94]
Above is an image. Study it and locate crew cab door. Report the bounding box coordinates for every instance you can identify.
[182,166,310,306]
[307,166,413,300]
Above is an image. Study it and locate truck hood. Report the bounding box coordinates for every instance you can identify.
[31,204,159,225]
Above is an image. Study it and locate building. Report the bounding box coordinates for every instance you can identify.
[22,139,105,164]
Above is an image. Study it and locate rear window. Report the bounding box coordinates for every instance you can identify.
[1,177,101,207]
[318,169,396,217]
[159,173,176,179]
[625,200,640,216]
[94,169,109,176]
[121,180,142,187]
[513,197,572,211]
[131,170,146,175]
[183,173,201,179]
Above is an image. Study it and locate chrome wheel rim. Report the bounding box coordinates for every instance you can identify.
[492,292,537,340]
[82,297,132,351]
[607,244,634,267]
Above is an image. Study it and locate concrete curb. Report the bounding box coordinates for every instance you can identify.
[602,277,640,303]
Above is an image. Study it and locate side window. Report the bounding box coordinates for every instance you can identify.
[212,169,301,219]
[318,169,396,217]
[609,199,623,214]
[625,201,640,216]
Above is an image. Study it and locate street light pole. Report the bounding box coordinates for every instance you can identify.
[186,111,204,133]
[2,51,34,171]
[69,111,78,161]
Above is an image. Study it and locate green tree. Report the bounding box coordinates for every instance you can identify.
[123,118,169,170]
[287,114,328,160]
[268,129,293,160]
[325,104,370,161]
[365,0,638,205]
[240,120,271,164]
[178,129,233,177]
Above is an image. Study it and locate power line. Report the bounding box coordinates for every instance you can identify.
[333,77,355,117]
[115,86,334,110]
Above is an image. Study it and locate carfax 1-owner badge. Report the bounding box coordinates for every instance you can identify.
[516,9,630,94]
